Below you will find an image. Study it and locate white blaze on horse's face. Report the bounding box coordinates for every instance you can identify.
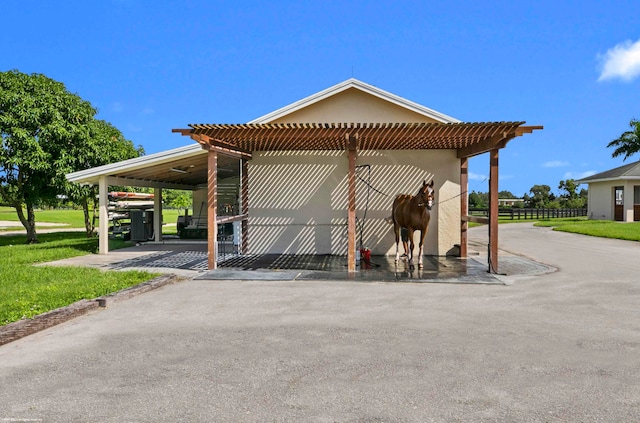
[427,190,434,210]
[422,180,435,210]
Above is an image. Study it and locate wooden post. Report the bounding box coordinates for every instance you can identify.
[98,176,109,255]
[208,148,218,270]
[460,157,468,258]
[241,158,249,254]
[347,134,357,273]
[154,187,163,242]
[489,149,499,273]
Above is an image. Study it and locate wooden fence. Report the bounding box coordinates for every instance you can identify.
[469,207,587,220]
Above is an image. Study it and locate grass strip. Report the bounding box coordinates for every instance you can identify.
[0,232,158,326]
[534,218,640,242]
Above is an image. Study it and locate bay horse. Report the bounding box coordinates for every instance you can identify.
[392,180,435,269]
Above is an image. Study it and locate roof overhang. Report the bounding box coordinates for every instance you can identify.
[577,176,640,184]
[67,121,542,189]
[66,144,216,189]
[174,121,542,158]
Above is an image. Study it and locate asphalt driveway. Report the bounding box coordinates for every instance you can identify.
[1,223,639,422]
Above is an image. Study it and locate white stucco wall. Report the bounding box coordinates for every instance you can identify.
[587,182,613,220]
[587,180,640,221]
[247,149,460,256]
[273,88,442,124]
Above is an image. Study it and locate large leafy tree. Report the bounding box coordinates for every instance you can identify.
[607,118,640,161]
[66,120,143,237]
[524,184,555,208]
[558,179,586,208]
[0,70,95,243]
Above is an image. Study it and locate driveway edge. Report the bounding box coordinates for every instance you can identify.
[0,273,180,346]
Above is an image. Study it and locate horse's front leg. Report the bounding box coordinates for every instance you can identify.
[408,229,416,269]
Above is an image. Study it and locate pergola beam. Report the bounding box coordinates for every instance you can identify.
[460,157,468,258]
[207,149,218,270]
[347,133,358,273]
[489,149,499,273]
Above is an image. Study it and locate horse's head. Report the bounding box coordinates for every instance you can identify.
[418,180,435,210]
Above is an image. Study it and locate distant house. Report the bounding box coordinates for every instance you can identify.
[498,198,524,207]
[577,160,640,222]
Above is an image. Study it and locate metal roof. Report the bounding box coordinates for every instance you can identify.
[577,160,640,183]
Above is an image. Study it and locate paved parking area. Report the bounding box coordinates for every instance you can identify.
[1,223,639,422]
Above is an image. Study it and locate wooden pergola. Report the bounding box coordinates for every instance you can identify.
[173,121,542,272]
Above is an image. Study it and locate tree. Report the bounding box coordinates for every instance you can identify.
[558,179,587,208]
[525,184,554,208]
[607,118,640,161]
[163,189,193,210]
[498,190,516,199]
[65,120,143,237]
[468,190,487,208]
[0,70,96,243]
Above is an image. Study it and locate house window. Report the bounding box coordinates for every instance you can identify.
[635,186,640,204]
[615,187,624,205]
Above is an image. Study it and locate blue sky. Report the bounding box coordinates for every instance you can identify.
[3,0,639,197]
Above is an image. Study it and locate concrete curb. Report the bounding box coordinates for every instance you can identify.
[0,274,180,346]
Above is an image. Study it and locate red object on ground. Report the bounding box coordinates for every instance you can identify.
[360,248,371,262]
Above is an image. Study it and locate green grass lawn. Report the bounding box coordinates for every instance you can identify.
[0,206,184,234]
[534,218,640,242]
[0,231,158,326]
[471,216,640,242]
[0,207,187,326]
[0,206,86,230]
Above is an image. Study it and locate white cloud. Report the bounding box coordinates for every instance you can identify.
[542,160,569,168]
[563,170,597,180]
[598,38,640,82]
[141,107,154,116]
[469,172,487,181]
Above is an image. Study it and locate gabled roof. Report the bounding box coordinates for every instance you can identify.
[66,144,208,188]
[577,160,640,183]
[248,78,461,124]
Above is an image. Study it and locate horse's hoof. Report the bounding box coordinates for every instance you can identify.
[409,264,415,271]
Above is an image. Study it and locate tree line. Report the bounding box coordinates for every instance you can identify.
[0,70,193,243]
[469,179,588,209]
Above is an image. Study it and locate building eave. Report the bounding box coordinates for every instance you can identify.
[66,144,205,185]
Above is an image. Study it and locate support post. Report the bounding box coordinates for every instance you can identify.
[241,158,249,254]
[98,176,109,254]
[154,187,163,242]
[460,157,468,258]
[347,134,357,273]
[489,149,499,273]
[208,148,218,270]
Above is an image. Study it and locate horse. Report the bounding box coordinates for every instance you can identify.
[392,180,435,269]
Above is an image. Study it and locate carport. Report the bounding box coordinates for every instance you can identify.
[172,121,542,273]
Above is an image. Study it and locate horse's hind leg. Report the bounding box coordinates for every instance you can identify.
[417,229,427,268]
[394,223,401,263]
